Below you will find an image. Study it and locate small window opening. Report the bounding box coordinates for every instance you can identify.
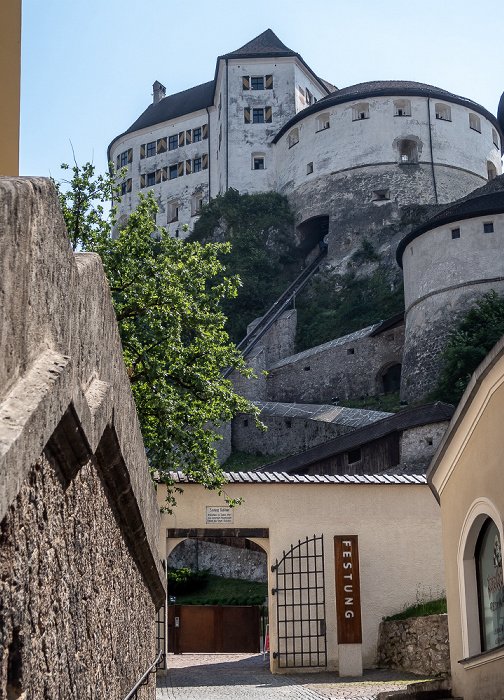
[492,129,500,149]
[451,228,460,239]
[288,128,299,148]
[191,193,203,216]
[285,419,292,429]
[347,448,361,464]
[426,438,433,446]
[435,103,451,121]
[352,103,369,121]
[243,419,248,427]
[316,113,330,131]
[487,162,497,181]
[373,189,390,201]
[398,139,418,164]
[167,199,179,223]
[483,222,494,233]
[469,114,481,132]
[306,162,314,175]
[394,99,411,117]
[347,348,355,355]
[304,366,311,371]
[253,157,265,170]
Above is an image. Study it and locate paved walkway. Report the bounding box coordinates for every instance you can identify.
[157,653,434,699]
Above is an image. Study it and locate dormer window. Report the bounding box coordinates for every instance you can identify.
[394,100,411,117]
[435,103,451,121]
[352,103,369,120]
[316,113,330,131]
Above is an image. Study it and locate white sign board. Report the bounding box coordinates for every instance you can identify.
[206,506,234,524]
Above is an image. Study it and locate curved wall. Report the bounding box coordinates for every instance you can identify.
[401,211,504,401]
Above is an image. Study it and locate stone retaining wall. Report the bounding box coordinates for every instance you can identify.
[376,614,450,676]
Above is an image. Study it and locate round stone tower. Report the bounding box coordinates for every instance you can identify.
[397,178,504,402]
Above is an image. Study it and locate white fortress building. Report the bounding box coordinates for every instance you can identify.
[108,29,503,250]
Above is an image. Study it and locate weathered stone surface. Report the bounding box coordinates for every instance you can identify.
[377,615,450,676]
[0,452,156,699]
[168,538,267,582]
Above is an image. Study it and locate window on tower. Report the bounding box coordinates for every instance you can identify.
[169,135,178,151]
[253,108,265,123]
[146,141,156,157]
[352,103,369,121]
[251,76,264,90]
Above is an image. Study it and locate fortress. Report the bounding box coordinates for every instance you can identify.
[109,29,504,456]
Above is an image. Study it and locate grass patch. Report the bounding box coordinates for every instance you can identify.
[222,450,291,472]
[168,573,268,606]
[337,392,403,413]
[383,597,447,622]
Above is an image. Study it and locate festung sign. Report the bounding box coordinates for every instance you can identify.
[334,535,363,644]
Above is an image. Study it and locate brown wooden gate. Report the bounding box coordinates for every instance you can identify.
[168,605,260,654]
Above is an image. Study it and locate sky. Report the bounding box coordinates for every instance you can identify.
[19,0,502,181]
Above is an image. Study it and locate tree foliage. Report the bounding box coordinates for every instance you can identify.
[433,291,504,404]
[188,188,299,342]
[55,163,261,508]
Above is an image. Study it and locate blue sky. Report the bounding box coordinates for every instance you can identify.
[20,0,502,180]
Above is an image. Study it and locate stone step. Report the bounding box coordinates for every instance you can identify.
[377,678,462,700]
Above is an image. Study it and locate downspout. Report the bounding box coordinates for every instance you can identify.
[206,106,211,200]
[226,58,229,192]
[427,95,439,204]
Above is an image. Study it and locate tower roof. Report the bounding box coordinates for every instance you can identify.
[224,29,296,58]
[498,91,504,136]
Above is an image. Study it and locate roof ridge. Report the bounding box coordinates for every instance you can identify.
[225,29,295,57]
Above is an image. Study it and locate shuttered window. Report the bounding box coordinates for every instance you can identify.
[202,124,208,140]
[242,75,250,90]
[178,132,185,147]
[265,106,272,123]
[202,154,208,170]
[265,74,273,89]
[140,144,146,159]
[140,174,146,188]
[244,107,251,124]
[185,130,192,144]
[186,159,192,175]
[193,127,202,142]
[177,162,184,177]
[193,157,202,173]
[157,137,167,153]
[146,141,156,158]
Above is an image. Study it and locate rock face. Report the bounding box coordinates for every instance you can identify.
[0,177,165,699]
[376,614,450,676]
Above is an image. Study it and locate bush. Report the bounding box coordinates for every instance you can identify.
[166,567,210,595]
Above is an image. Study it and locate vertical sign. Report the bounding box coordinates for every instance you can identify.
[334,535,362,644]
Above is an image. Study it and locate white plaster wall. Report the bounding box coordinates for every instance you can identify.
[110,108,210,237]
[158,480,445,672]
[275,95,501,195]
[402,212,504,311]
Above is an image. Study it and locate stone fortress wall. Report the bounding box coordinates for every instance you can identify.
[0,177,165,699]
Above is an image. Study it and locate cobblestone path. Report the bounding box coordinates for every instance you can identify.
[157,653,433,699]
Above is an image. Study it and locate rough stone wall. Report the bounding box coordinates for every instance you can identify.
[231,413,356,456]
[400,423,450,472]
[167,539,267,582]
[246,309,297,367]
[0,451,156,700]
[230,345,267,401]
[266,323,404,404]
[376,615,450,676]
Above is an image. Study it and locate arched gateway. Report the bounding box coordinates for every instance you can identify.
[157,471,445,677]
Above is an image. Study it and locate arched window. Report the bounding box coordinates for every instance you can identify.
[469,113,481,132]
[435,103,451,121]
[288,128,299,148]
[394,99,411,117]
[398,139,418,164]
[316,113,330,131]
[352,103,369,121]
[488,162,497,180]
[475,518,504,651]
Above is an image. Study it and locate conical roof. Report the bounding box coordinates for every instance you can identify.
[498,91,504,136]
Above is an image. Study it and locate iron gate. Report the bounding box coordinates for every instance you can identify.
[272,534,327,668]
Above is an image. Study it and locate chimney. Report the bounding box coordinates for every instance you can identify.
[153,80,166,105]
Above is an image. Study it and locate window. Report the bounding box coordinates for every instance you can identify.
[316,113,330,131]
[120,151,129,167]
[193,127,202,142]
[288,128,299,148]
[121,182,127,196]
[493,129,500,149]
[469,114,481,132]
[253,108,265,123]
[169,165,178,180]
[167,199,178,223]
[253,157,265,170]
[451,228,460,239]
[193,157,202,173]
[306,88,314,106]
[435,103,451,121]
[483,222,494,233]
[398,139,418,163]
[488,162,497,181]
[347,448,361,464]
[169,135,178,151]
[373,189,390,201]
[347,348,355,355]
[251,76,264,90]
[394,100,411,117]
[352,103,369,120]
[306,162,313,175]
[191,193,203,216]
[146,141,156,157]
[476,518,504,651]
[146,172,156,186]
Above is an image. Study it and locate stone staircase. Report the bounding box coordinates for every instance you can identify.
[377,678,462,700]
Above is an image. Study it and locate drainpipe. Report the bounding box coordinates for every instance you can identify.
[226,58,229,192]
[427,95,439,204]
[206,106,211,200]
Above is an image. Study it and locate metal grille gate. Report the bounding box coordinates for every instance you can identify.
[272,534,327,668]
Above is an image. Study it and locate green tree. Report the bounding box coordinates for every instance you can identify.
[55,163,261,508]
[433,291,504,404]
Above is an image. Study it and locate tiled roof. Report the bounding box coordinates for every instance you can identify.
[255,402,455,474]
[252,401,391,429]
[396,177,504,266]
[224,29,296,57]
[160,470,427,485]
